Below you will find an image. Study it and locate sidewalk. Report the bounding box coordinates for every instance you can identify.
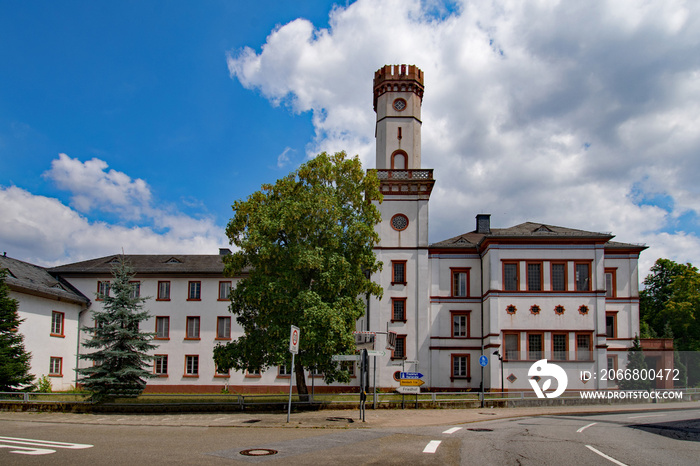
[1,401,698,429]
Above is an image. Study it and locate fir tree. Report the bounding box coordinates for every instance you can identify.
[619,335,652,390]
[0,270,34,391]
[78,256,156,401]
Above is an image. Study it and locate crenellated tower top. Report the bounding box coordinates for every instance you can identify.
[373,64,425,112]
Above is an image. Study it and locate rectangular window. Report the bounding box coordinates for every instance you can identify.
[157,281,171,300]
[451,311,469,338]
[97,281,110,300]
[551,263,567,291]
[216,365,230,376]
[552,333,568,361]
[188,281,201,300]
[154,355,168,375]
[391,261,407,285]
[451,354,469,379]
[340,361,356,377]
[49,357,62,376]
[528,333,543,360]
[575,263,590,291]
[219,281,231,300]
[129,281,141,299]
[392,335,406,359]
[245,369,261,378]
[391,298,406,322]
[576,333,592,361]
[504,333,519,360]
[504,262,519,291]
[51,311,64,336]
[186,316,200,339]
[185,355,199,376]
[605,269,617,298]
[278,364,292,377]
[155,316,169,339]
[605,312,617,338]
[217,316,231,340]
[451,268,469,297]
[527,263,542,291]
[607,355,618,372]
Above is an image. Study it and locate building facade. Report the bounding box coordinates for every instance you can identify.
[3,65,650,393]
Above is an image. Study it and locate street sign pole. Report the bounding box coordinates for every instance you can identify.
[287,325,300,423]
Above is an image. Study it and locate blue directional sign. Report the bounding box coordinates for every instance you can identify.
[400,372,424,379]
[479,355,488,367]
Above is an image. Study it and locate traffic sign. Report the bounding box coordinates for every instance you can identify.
[400,372,424,379]
[397,386,420,394]
[332,354,360,361]
[366,350,385,357]
[289,326,300,354]
[404,360,419,365]
[479,355,488,367]
[400,379,425,386]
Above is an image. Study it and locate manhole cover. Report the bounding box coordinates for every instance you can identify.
[240,449,278,456]
[468,428,494,432]
[327,417,354,423]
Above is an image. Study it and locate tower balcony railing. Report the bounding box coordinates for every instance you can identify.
[374,169,433,181]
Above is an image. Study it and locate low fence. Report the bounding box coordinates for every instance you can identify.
[2,388,699,413]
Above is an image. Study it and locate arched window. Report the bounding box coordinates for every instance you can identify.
[392,151,407,169]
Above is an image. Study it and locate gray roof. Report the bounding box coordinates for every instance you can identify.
[431,222,645,250]
[48,254,232,275]
[0,255,89,305]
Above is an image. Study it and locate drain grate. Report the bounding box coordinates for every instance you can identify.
[240,449,278,456]
[467,428,494,432]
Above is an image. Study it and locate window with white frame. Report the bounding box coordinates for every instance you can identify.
[186,316,200,339]
[452,354,469,378]
[51,311,64,336]
[452,269,469,297]
[452,312,468,338]
[185,355,199,376]
[154,355,168,375]
[49,357,62,376]
[188,281,201,300]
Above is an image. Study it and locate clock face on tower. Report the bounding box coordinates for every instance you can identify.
[393,98,407,111]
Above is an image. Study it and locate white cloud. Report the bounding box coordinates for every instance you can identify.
[2,155,229,266]
[276,147,294,168]
[44,153,152,219]
[226,0,700,278]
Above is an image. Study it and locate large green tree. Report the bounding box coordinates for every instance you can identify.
[78,257,156,401]
[0,270,34,391]
[213,152,383,398]
[640,258,700,351]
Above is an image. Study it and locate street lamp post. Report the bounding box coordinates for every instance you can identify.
[493,351,504,395]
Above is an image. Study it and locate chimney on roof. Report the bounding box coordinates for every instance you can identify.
[476,214,491,234]
[219,248,232,256]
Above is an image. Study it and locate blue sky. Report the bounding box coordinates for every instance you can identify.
[1,0,699,278]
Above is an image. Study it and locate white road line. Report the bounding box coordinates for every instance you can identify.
[577,422,598,433]
[423,440,442,453]
[628,414,666,419]
[443,427,463,434]
[586,445,628,466]
[0,437,93,456]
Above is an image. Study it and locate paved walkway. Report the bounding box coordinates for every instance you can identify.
[1,401,698,429]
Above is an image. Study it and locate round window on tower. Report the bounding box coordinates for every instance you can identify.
[391,214,409,231]
[393,98,407,112]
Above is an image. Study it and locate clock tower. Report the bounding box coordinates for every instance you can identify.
[367,64,434,387]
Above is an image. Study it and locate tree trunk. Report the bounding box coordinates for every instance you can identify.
[294,362,309,402]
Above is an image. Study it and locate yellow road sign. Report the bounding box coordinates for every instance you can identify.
[399,379,425,386]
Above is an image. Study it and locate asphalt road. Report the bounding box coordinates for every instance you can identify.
[1,408,699,465]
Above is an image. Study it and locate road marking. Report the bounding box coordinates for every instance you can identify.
[442,427,463,434]
[423,440,442,453]
[577,422,598,433]
[0,437,93,456]
[585,445,628,466]
[628,414,666,419]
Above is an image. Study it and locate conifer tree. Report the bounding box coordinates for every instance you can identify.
[78,256,156,401]
[0,270,34,391]
[619,335,652,390]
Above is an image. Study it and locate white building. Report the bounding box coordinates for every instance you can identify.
[0,254,88,391]
[3,65,652,393]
